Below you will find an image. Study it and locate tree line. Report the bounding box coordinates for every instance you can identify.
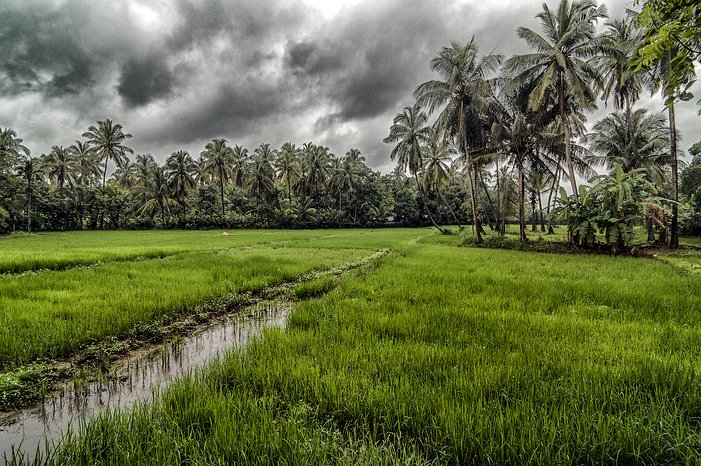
[384,0,700,249]
[0,0,699,249]
[0,122,475,233]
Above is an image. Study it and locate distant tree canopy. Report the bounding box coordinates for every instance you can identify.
[3,0,700,250]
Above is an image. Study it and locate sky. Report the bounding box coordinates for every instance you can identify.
[1,0,699,174]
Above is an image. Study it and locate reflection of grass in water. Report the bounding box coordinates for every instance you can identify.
[39,241,701,465]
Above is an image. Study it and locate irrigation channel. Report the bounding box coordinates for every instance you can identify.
[0,300,291,463]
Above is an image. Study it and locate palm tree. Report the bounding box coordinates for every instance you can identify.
[345,148,366,170]
[111,161,136,189]
[384,103,445,233]
[587,109,670,183]
[506,0,607,199]
[194,157,210,186]
[82,119,134,187]
[165,150,196,214]
[645,48,693,249]
[42,145,76,191]
[246,144,276,204]
[330,154,361,215]
[201,138,233,217]
[422,137,461,228]
[137,166,177,224]
[0,127,30,164]
[414,39,502,241]
[131,154,157,204]
[69,140,101,186]
[275,142,300,202]
[230,145,249,187]
[305,145,332,201]
[17,157,41,233]
[601,18,645,147]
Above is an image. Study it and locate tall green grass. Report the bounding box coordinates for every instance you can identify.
[0,229,430,273]
[0,247,366,368]
[33,243,701,464]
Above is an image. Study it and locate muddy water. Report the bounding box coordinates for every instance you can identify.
[0,301,290,463]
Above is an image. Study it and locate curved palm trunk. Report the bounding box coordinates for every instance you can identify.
[558,74,578,200]
[438,188,461,228]
[530,188,538,232]
[219,166,225,218]
[415,173,447,234]
[538,190,545,233]
[495,158,505,236]
[517,157,527,242]
[26,180,32,234]
[465,158,482,243]
[669,101,679,249]
[477,170,498,231]
[545,165,561,235]
[625,95,638,163]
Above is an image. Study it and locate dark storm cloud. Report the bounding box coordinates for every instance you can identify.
[1,0,698,172]
[283,0,449,121]
[117,55,178,108]
[0,1,99,97]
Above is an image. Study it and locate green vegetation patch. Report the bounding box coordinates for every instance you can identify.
[35,242,701,464]
[0,246,366,369]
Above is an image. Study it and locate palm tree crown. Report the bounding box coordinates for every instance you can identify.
[82,119,134,187]
[505,0,607,197]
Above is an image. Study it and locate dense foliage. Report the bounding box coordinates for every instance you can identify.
[0,131,471,232]
[1,0,700,250]
[20,231,701,465]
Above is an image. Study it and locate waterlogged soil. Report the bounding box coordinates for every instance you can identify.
[0,301,290,463]
[0,248,390,463]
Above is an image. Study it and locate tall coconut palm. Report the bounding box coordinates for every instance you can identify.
[137,166,177,224]
[201,138,233,217]
[587,109,670,183]
[230,145,249,187]
[414,39,502,241]
[42,145,76,191]
[132,154,157,204]
[305,145,332,201]
[330,155,361,214]
[384,103,445,233]
[275,142,301,202]
[111,161,136,189]
[69,140,101,186]
[0,127,30,165]
[645,48,694,249]
[17,157,41,233]
[422,137,461,228]
[601,18,645,127]
[82,119,134,188]
[345,148,366,171]
[165,150,197,214]
[506,0,607,199]
[194,157,210,186]
[247,144,276,204]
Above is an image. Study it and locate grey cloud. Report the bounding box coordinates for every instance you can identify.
[117,55,178,107]
[0,1,97,97]
[1,0,698,174]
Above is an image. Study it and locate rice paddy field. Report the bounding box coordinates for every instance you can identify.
[3,228,701,464]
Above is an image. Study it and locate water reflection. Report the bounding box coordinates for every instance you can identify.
[0,301,289,463]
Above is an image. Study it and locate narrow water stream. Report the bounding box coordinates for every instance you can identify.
[0,300,290,463]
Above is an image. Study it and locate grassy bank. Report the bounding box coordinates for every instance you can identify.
[27,236,701,465]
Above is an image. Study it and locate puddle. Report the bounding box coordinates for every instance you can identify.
[0,300,290,463]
